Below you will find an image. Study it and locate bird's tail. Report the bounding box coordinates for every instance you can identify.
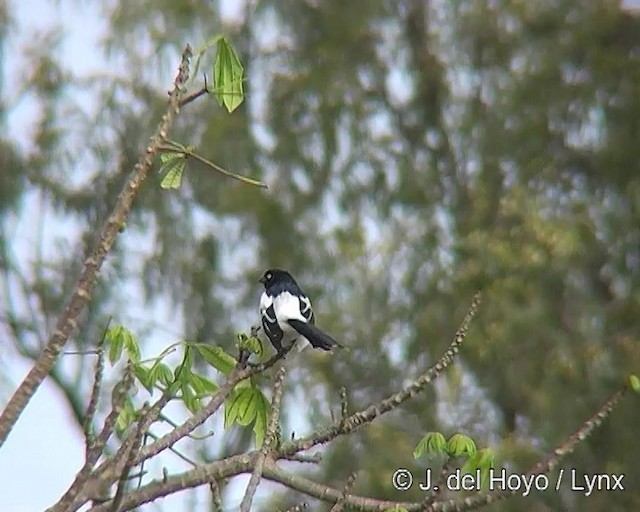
[287,319,345,351]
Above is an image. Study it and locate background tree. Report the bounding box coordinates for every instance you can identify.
[1,0,639,511]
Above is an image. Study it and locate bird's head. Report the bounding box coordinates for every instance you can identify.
[259,268,296,289]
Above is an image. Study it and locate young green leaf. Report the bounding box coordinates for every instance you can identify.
[133,363,154,392]
[181,383,201,414]
[224,390,244,429]
[213,37,244,112]
[236,388,258,426]
[252,390,270,447]
[152,362,174,388]
[413,431,447,459]
[237,332,263,356]
[122,329,141,362]
[106,325,139,364]
[106,325,124,364]
[462,448,495,488]
[160,159,186,190]
[160,151,184,164]
[447,433,477,458]
[190,372,219,395]
[195,343,237,375]
[630,374,640,393]
[115,396,137,437]
[191,34,223,84]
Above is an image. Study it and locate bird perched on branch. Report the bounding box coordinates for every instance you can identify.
[258,268,344,354]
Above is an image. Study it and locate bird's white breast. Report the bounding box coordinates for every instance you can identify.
[259,292,273,314]
[260,291,312,351]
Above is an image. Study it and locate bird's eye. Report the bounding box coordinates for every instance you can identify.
[266,273,272,280]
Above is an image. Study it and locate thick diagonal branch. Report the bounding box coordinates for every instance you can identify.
[0,45,194,448]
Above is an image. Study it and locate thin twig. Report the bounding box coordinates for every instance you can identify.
[421,459,451,510]
[110,406,149,512]
[340,386,348,421]
[0,44,194,447]
[179,86,209,107]
[330,472,358,512]
[84,318,111,457]
[239,364,288,512]
[209,480,223,512]
[46,362,136,512]
[282,503,308,512]
[138,433,149,490]
[158,412,214,440]
[133,350,287,467]
[281,452,322,464]
[159,142,267,189]
[145,431,198,466]
[247,343,293,369]
[280,292,482,457]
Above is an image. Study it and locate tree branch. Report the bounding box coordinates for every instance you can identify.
[84,370,631,512]
[330,472,358,512]
[436,383,632,512]
[47,362,136,512]
[132,351,286,467]
[110,408,149,512]
[239,364,287,512]
[84,319,110,456]
[0,44,194,448]
[279,292,481,457]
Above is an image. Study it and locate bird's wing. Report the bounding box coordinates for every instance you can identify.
[260,293,284,351]
[298,295,314,324]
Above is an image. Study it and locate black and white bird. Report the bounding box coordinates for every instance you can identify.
[258,268,343,354]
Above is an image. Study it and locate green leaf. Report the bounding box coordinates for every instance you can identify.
[115,396,136,437]
[237,332,263,356]
[190,373,219,395]
[191,34,224,84]
[106,325,139,364]
[195,343,237,375]
[181,383,201,413]
[447,434,477,458]
[236,388,258,426]
[413,432,447,459]
[106,325,124,364]
[385,507,409,512]
[160,151,182,163]
[213,37,244,112]
[133,363,153,392]
[152,362,174,388]
[223,385,270,445]
[253,390,270,447]
[630,374,640,393]
[224,390,244,429]
[122,329,141,362]
[462,449,495,488]
[160,158,186,189]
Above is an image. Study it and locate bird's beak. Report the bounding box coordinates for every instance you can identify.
[258,276,266,284]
